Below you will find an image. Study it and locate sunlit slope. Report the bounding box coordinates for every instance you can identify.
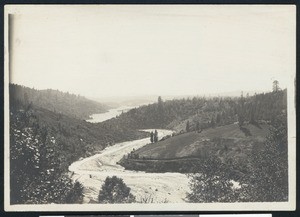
[134,123,270,160]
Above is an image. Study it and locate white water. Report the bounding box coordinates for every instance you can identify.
[69,129,191,203]
[86,106,134,123]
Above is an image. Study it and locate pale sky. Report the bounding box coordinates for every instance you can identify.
[7,5,296,98]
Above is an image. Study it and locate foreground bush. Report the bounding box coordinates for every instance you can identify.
[98,176,135,203]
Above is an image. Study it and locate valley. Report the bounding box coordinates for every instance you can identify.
[9,83,288,204]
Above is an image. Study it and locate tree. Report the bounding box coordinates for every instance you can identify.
[10,108,84,204]
[238,114,244,128]
[249,102,257,124]
[187,157,240,203]
[238,92,245,127]
[10,123,40,204]
[24,92,29,106]
[158,96,163,106]
[216,113,221,124]
[157,96,164,125]
[241,118,288,202]
[186,120,190,132]
[154,130,158,143]
[195,121,200,132]
[98,176,135,203]
[273,80,280,92]
[150,131,154,143]
[210,116,215,128]
[65,181,84,204]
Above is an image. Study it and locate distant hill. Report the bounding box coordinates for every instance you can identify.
[91,95,157,108]
[104,89,287,133]
[10,83,109,119]
[91,90,265,108]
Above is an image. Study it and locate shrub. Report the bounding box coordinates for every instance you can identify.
[98,176,135,203]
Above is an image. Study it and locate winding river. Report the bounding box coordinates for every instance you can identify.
[69,128,190,203]
[86,106,134,123]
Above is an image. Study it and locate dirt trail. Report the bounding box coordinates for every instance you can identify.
[69,129,191,203]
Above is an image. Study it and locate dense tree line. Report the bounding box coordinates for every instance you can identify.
[10,83,109,119]
[104,90,287,133]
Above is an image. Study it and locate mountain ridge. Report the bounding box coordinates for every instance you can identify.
[10,83,109,119]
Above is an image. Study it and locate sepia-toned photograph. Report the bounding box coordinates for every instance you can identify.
[4,5,296,211]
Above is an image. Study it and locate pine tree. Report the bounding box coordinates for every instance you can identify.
[238,92,245,127]
[157,96,164,125]
[150,131,154,143]
[186,120,190,132]
[216,113,221,124]
[210,117,215,128]
[273,80,280,92]
[154,130,158,143]
[195,121,200,132]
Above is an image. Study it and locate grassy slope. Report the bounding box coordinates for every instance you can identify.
[120,123,270,173]
[135,123,269,159]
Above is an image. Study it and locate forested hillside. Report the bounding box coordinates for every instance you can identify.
[10,84,109,119]
[9,84,146,204]
[118,89,288,202]
[104,90,287,132]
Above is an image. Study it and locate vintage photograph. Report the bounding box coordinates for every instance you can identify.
[4,5,296,211]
